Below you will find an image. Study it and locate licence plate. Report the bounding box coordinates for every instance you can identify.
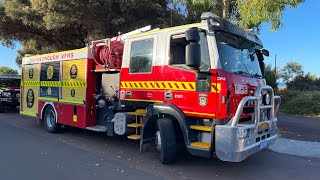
[260,141,268,149]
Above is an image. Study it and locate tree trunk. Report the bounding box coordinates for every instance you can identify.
[222,0,229,19]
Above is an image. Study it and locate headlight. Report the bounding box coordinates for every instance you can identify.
[237,128,249,139]
[1,92,11,97]
[264,93,271,105]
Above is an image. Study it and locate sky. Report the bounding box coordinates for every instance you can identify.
[0,0,319,75]
[259,0,320,75]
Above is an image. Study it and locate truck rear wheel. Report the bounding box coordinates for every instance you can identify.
[43,106,61,133]
[156,117,176,164]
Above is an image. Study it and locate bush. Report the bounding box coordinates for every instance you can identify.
[278,90,320,115]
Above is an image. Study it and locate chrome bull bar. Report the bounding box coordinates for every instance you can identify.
[215,84,281,162]
[230,85,281,131]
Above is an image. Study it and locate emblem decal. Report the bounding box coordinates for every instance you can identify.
[47,65,54,80]
[28,67,34,79]
[26,89,34,108]
[199,94,208,107]
[47,87,52,95]
[71,89,76,97]
[70,64,78,79]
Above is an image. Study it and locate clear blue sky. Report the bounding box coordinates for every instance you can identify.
[1,0,319,75]
[260,0,320,75]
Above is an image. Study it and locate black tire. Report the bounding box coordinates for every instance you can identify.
[0,103,4,113]
[43,105,61,133]
[157,117,176,164]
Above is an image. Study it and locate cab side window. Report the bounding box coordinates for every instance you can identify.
[169,32,210,71]
[129,38,154,73]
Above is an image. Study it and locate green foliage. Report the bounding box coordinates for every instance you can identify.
[280,61,304,83]
[287,73,320,91]
[0,66,18,74]
[184,0,305,30]
[279,90,320,115]
[0,0,180,65]
[277,61,320,116]
[264,64,278,90]
[237,0,305,30]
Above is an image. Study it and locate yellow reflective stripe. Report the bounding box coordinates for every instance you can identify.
[121,81,196,91]
[20,111,37,117]
[211,83,221,93]
[61,81,86,87]
[40,81,62,87]
[121,81,222,92]
[21,81,86,87]
[21,81,40,86]
[183,111,215,117]
[59,99,85,104]
[38,97,59,102]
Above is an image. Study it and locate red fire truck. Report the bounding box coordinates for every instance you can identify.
[20,12,281,164]
[0,74,21,112]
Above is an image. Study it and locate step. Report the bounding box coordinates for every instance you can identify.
[127,134,141,140]
[190,142,211,150]
[127,123,141,128]
[86,125,107,132]
[190,125,212,132]
[127,109,146,116]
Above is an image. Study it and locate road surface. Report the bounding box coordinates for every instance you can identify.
[0,111,319,180]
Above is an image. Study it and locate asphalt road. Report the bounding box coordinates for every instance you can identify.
[0,111,320,180]
[278,114,320,142]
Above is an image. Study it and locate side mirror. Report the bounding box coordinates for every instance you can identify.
[262,49,269,57]
[185,27,201,69]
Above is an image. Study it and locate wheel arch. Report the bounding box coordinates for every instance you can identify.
[141,103,190,149]
[40,102,58,123]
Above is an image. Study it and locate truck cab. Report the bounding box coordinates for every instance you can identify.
[119,12,281,162]
[0,75,21,112]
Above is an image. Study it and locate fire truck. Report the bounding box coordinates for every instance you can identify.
[20,12,281,164]
[0,74,21,112]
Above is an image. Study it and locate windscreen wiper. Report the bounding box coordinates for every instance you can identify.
[234,70,253,77]
[253,73,264,78]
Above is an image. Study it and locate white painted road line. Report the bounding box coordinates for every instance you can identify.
[268,138,320,158]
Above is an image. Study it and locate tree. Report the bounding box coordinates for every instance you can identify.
[0,66,18,74]
[287,73,320,91]
[0,0,181,65]
[184,0,305,30]
[264,64,278,90]
[280,61,304,83]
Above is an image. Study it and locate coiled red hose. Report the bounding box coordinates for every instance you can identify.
[91,41,124,69]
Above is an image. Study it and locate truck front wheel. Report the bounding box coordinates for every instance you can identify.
[156,117,177,164]
[43,106,61,133]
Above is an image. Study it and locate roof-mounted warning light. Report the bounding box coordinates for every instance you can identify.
[201,12,222,26]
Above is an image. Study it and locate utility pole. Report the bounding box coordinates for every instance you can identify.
[274,54,277,92]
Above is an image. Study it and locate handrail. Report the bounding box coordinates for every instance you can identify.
[231,96,258,127]
[230,85,277,134]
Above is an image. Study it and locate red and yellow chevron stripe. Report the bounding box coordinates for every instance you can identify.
[120,81,221,93]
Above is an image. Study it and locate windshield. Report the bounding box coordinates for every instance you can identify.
[215,31,262,77]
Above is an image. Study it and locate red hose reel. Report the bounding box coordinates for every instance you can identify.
[91,40,124,69]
